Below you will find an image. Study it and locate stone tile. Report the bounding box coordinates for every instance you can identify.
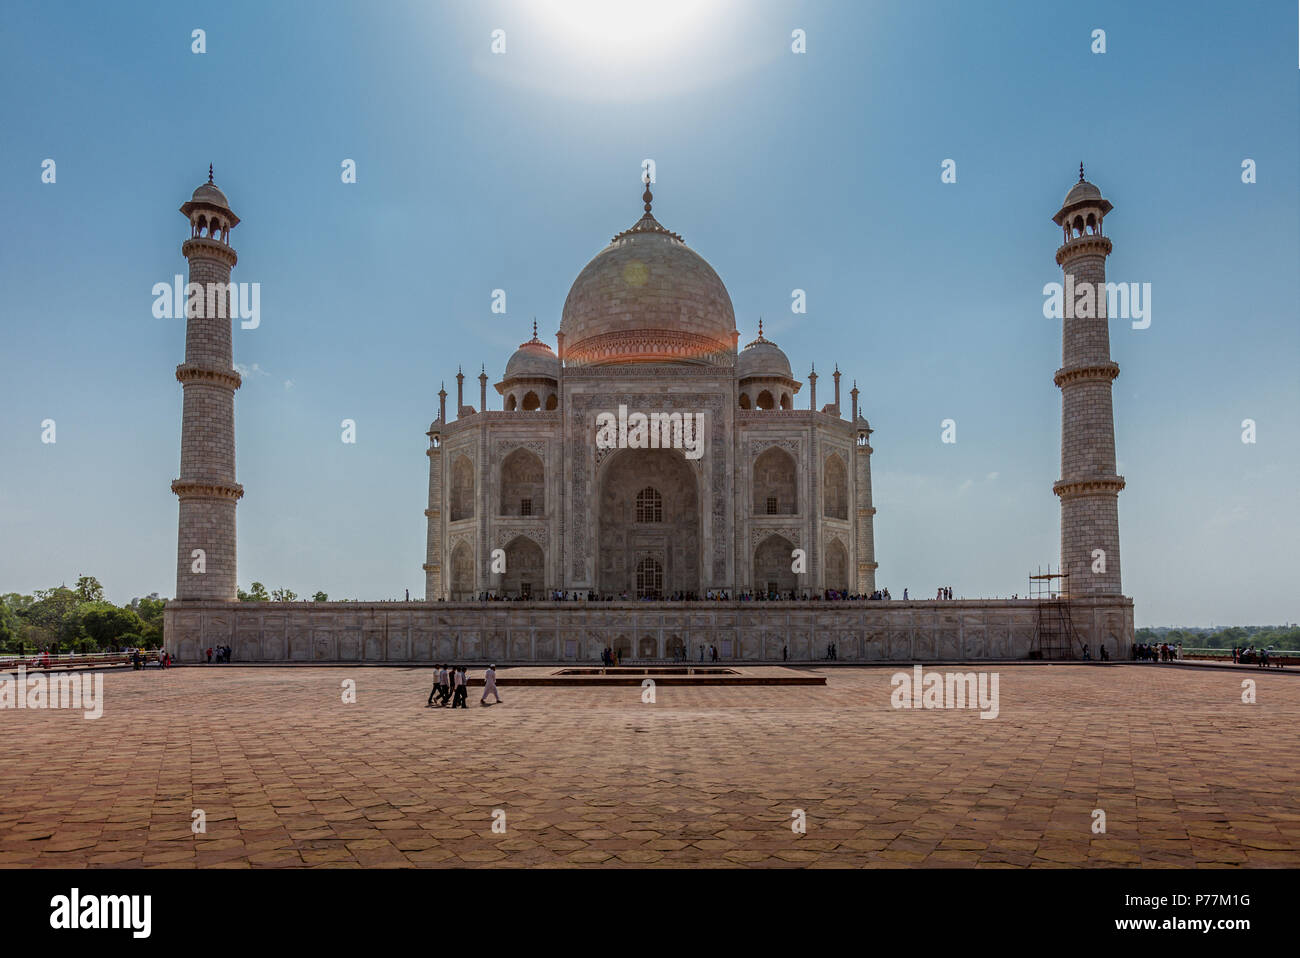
[0,665,1295,869]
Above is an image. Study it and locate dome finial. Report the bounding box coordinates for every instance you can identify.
[642,171,653,214]
[208,163,214,184]
[757,316,764,339]
[1079,162,1085,182]
[532,318,538,339]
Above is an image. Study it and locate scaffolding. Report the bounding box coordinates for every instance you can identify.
[1029,565,1079,660]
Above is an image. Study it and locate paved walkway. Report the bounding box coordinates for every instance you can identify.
[1,665,1296,867]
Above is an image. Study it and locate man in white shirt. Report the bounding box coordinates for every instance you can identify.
[480,664,502,705]
[427,666,443,707]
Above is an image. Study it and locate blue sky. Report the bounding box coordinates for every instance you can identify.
[1,0,1296,626]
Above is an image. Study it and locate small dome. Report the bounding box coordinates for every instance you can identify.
[504,324,559,381]
[1052,165,1112,227]
[736,323,792,381]
[1062,178,1101,207]
[191,181,231,210]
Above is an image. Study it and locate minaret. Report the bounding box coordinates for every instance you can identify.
[438,382,447,424]
[832,364,841,415]
[456,366,465,416]
[807,364,817,411]
[479,364,488,412]
[173,167,243,600]
[1052,165,1124,596]
[850,380,860,421]
[424,415,443,600]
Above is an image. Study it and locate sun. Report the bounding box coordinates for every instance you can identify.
[486,0,762,103]
[527,0,731,65]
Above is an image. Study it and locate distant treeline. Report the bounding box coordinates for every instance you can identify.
[1,578,329,654]
[1,577,164,654]
[1136,625,1300,651]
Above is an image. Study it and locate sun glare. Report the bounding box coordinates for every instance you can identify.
[528,0,732,65]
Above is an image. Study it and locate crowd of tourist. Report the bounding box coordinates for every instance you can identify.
[1232,646,1282,668]
[205,645,233,663]
[1133,641,1181,661]
[133,648,171,669]
[456,587,958,603]
[426,664,501,707]
[426,664,468,707]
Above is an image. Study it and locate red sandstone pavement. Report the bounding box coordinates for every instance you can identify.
[0,664,1296,868]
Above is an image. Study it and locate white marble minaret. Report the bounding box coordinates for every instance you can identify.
[1052,165,1124,596]
[173,167,243,600]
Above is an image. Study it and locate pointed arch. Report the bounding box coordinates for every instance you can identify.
[753,534,797,596]
[449,540,474,599]
[450,455,475,521]
[823,452,848,519]
[500,447,544,516]
[753,447,797,515]
[502,535,545,598]
[825,538,849,592]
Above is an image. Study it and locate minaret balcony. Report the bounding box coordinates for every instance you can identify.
[1055,234,1112,265]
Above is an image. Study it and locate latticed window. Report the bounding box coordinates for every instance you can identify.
[520,498,532,516]
[636,557,663,599]
[635,487,663,523]
[766,496,778,515]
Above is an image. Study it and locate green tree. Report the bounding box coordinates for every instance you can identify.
[271,588,298,602]
[74,575,105,603]
[2,593,34,614]
[130,595,167,646]
[0,600,18,650]
[239,582,270,602]
[81,605,144,649]
[25,586,84,647]
[312,591,328,602]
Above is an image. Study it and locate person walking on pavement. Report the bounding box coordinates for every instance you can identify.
[480,664,502,705]
[453,666,469,708]
[427,664,445,707]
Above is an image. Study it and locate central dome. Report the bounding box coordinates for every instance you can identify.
[560,185,737,366]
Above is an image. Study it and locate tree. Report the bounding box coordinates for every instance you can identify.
[130,595,167,646]
[312,591,328,602]
[0,601,18,650]
[271,588,298,602]
[239,582,270,602]
[81,605,144,649]
[25,587,84,647]
[2,593,34,614]
[74,575,105,603]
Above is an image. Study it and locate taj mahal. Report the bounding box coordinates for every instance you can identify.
[427,180,875,604]
[163,168,1135,663]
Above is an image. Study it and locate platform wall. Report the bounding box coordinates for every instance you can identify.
[164,598,1134,663]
